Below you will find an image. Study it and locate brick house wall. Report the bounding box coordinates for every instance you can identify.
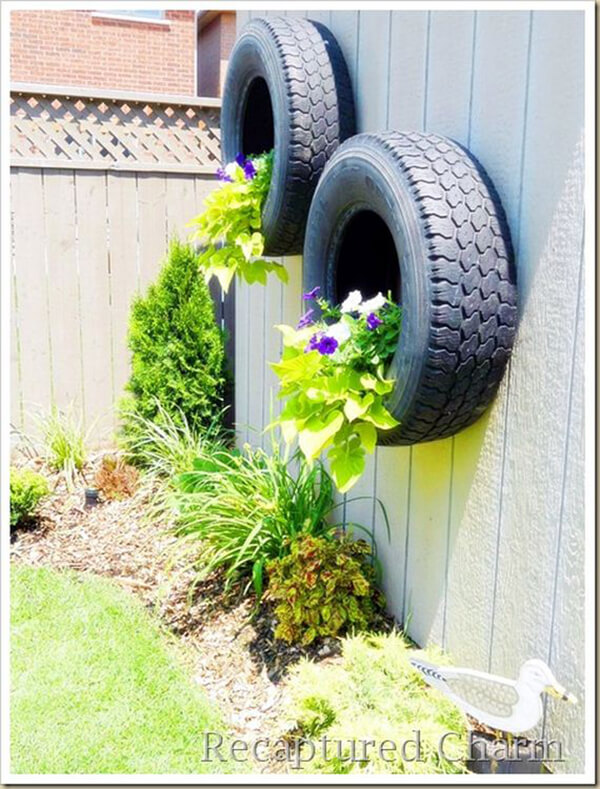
[197,11,236,97]
[10,9,197,95]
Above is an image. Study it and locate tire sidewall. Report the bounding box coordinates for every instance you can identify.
[221,23,289,250]
[303,143,431,426]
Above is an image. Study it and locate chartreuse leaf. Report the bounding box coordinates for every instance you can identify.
[271,352,322,384]
[329,438,366,494]
[211,266,236,293]
[362,399,399,430]
[343,392,372,422]
[298,410,344,461]
[281,420,297,444]
[354,421,377,454]
[360,372,393,395]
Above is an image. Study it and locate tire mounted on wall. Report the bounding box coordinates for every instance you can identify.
[221,16,355,256]
[303,132,518,445]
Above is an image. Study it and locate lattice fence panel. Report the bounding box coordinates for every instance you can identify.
[10,90,221,172]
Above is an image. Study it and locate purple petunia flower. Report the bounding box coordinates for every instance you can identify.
[316,335,338,355]
[243,160,256,180]
[366,312,383,330]
[216,166,232,182]
[304,332,322,353]
[303,286,321,301]
[235,153,246,167]
[297,309,315,329]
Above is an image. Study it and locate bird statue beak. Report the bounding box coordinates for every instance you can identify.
[547,683,577,704]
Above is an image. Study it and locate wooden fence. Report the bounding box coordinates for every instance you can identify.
[235,9,586,773]
[10,84,223,442]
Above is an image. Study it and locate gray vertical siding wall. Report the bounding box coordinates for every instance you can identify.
[234,9,585,772]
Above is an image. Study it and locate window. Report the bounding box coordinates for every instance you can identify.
[103,10,165,18]
[91,9,169,24]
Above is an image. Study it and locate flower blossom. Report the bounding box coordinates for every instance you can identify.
[303,286,321,301]
[327,320,351,345]
[297,309,314,329]
[216,166,233,182]
[305,332,322,353]
[234,153,256,180]
[359,293,386,314]
[225,162,239,180]
[341,290,363,313]
[366,312,383,330]
[316,335,338,355]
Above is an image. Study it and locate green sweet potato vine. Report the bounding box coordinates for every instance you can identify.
[189,151,287,292]
[271,289,402,493]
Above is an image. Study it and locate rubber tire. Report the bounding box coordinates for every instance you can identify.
[221,16,355,256]
[303,132,517,445]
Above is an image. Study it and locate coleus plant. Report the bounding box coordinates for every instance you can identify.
[271,289,402,493]
[189,151,287,292]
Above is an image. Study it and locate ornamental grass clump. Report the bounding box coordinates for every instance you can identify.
[265,534,386,646]
[189,151,287,291]
[271,289,402,492]
[39,405,87,490]
[173,447,339,595]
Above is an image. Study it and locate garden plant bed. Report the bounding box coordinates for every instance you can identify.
[9,455,390,772]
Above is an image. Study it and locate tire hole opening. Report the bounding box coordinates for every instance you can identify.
[242,77,275,156]
[334,210,401,304]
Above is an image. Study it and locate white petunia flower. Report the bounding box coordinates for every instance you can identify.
[341,290,363,313]
[225,162,239,178]
[327,320,352,345]
[359,292,386,314]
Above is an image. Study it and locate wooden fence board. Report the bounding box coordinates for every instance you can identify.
[74,171,114,437]
[10,168,53,432]
[356,11,391,132]
[137,173,168,292]
[388,12,430,131]
[43,169,83,413]
[425,11,476,141]
[106,173,138,405]
[234,279,251,445]
[262,269,284,441]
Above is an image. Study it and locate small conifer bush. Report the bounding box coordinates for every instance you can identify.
[120,241,227,457]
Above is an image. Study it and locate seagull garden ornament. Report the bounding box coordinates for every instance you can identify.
[410,657,577,735]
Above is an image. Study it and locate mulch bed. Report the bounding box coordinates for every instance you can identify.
[9,454,357,773]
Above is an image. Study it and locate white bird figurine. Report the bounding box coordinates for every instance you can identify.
[410,657,577,734]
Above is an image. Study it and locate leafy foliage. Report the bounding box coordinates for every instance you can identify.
[121,402,227,480]
[265,534,385,646]
[189,152,287,291]
[39,406,87,490]
[10,467,50,528]
[173,447,339,595]
[119,241,227,456]
[271,290,402,492]
[94,455,139,501]
[284,632,468,774]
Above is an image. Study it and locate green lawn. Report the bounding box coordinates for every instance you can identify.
[11,565,237,774]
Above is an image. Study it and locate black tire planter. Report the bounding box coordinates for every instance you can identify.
[303,131,517,446]
[467,732,546,774]
[221,16,355,256]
